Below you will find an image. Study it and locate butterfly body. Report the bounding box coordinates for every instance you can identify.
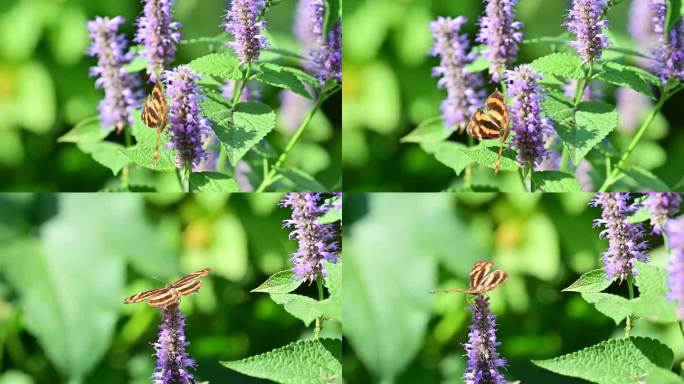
[431,261,508,295]
[141,81,169,166]
[123,268,210,308]
[465,90,510,174]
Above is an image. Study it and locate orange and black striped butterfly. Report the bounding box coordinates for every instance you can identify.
[466,90,510,174]
[431,261,508,295]
[123,268,210,308]
[141,81,169,166]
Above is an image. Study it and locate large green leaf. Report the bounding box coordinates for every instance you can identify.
[221,339,342,384]
[251,270,303,294]
[595,62,656,100]
[188,172,239,192]
[399,116,451,144]
[125,112,176,171]
[216,102,276,166]
[188,52,241,80]
[77,142,130,176]
[58,116,111,144]
[532,171,582,192]
[563,269,613,293]
[276,168,328,192]
[431,142,472,175]
[581,292,631,325]
[557,101,618,166]
[530,52,583,78]
[631,262,678,323]
[462,142,517,171]
[533,337,677,384]
[255,63,312,99]
[621,166,671,192]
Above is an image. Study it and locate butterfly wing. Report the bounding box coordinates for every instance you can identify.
[468,261,493,290]
[467,110,502,140]
[171,268,211,287]
[175,280,203,296]
[123,287,168,304]
[147,288,180,308]
[141,82,168,165]
[471,269,509,294]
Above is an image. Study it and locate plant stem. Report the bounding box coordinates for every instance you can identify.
[255,91,330,192]
[625,276,635,337]
[314,275,324,339]
[679,321,684,343]
[518,167,527,191]
[598,92,669,191]
[560,146,569,172]
[180,165,190,192]
[573,63,594,107]
[121,127,132,190]
[232,65,251,108]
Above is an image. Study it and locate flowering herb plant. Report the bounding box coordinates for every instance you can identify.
[220,192,342,383]
[401,0,684,192]
[60,0,341,192]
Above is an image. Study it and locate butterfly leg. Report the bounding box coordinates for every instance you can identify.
[153,125,162,166]
[494,140,504,175]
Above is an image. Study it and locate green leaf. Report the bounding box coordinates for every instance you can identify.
[628,197,652,223]
[318,206,342,224]
[666,0,684,35]
[254,63,312,99]
[77,142,131,176]
[276,168,328,192]
[216,102,276,166]
[562,269,613,293]
[581,292,631,324]
[465,55,489,73]
[631,262,678,323]
[541,91,574,125]
[58,116,111,144]
[621,166,671,191]
[595,62,655,99]
[221,339,341,384]
[188,172,239,192]
[251,270,303,294]
[400,116,451,144]
[432,142,472,175]
[557,101,618,166]
[531,171,582,192]
[188,52,241,80]
[269,293,328,325]
[124,112,176,171]
[530,52,584,78]
[532,337,677,384]
[462,142,518,171]
[325,0,341,36]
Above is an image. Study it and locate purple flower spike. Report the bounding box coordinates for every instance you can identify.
[629,0,657,69]
[477,0,523,82]
[135,0,182,83]
[295,0,317,56]
[666,216,684,320]
[223,0,267,64]
[153,304,195,384]
[430,16,486,132]
[645,193,681,235]
[591,193,649,282]
[651,0,684,82]
[163,65,211,169]
[281,193,339,283]
[309,0,342,83]
[505,65,553,168]
[565,0,609,63]
[87,16,142,134]
[463,294,506,384]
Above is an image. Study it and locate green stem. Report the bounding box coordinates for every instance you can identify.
[518,167,527,191]
[528,165,535,192]
[598,92,669,191]
[216,146,227,173]
[625,277,635,337]
[179,165,190,192]
[679,321,684,343]
[232,65,251,108]
[560,146,569,172]
[315,276,324,339]
[574,63,594,108]
[121,127,132,190]
[255,91,329,192]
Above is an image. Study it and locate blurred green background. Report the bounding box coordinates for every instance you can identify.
[0,0,341,191]
[342,0,684,191]
[342,193,683,383]
[0,193,341,383]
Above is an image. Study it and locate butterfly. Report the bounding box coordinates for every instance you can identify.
[465,89,510,175]
[141,81,169,166]
[431,261,508,295]
[123,267,210,308]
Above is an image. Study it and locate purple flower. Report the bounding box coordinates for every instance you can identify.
[575,160,594,191]
[477,0,523,83]
[645,193,682,235]
[505,65,553,168]
[651,0,684,81]
[463,294,506,384]
[295,0,317,68]
[565,0,609,63]
[153,304,195,384]
[223,0,267,64]
[163,65,211,169]
[666,215,684,319]
[281,193,339,283]
[87,16,142,134]
[629,0,657,69]
[221,80,262,102]
[591,193,649,281]
[135,0,182,83]
[279,90,313,133]
[430,16,486,132]
[308,1,342,83]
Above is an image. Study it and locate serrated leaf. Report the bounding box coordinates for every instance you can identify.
[563,269,613,293]
[400,116,451,144]
[631,262,678,323]
[125,112,176,171]
[251,270,303,294]
[541,91,574,125]
[269,293,328,325]
[621,166,671,191]
[581,292,631,324]
[596,62,655,99]
[58,116,111,144]
[221,339,341,384]
[77,142,130,176]
[532,337,676,384]
[462,142,517,171]
[646,366,684,384]
[432,142,471,175]
[530,52,584,78]
[532,171,582,192]
[215,102,276,166]
[277,168,328,192]
[188,53,241,80]
[255,63,312,99]
[557,101,618,165]
[189,172,239,192]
